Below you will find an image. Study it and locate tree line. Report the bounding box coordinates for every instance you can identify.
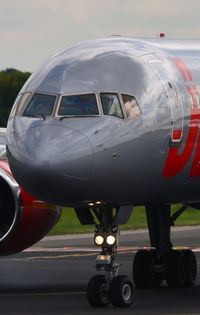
[0,69,31,126]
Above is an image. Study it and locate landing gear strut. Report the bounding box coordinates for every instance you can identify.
[133,203,197,288]
[75,205,134,308]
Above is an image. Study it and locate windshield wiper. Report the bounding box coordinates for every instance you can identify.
[59,115,98,121]
[23,114,46,120]
[59,115,84,121]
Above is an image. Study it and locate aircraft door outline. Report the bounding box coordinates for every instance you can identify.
[148,58,183,144]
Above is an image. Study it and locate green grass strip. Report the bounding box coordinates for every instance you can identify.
[49,205,200,236]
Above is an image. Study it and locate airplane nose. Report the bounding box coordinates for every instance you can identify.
[7,124,93,204]
[25,124,92,179]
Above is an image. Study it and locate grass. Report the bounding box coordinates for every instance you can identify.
[49,205,200,235]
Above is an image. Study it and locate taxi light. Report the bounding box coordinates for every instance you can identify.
[94,235,104,246]
[96,255,112,265]
[106,235,116,245]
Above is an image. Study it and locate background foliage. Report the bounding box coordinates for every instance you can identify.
[0,69,31,126]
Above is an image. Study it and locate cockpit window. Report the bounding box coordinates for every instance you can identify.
[58,94,99,116]
[23,93,56,117]
[121,94,141,119]
[0,145,6,158]
[9,92,32,118]
[100,93,124,119]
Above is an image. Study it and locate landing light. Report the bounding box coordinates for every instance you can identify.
[94,234,116,246]
[106,235,116,245]
[94,235,104,245]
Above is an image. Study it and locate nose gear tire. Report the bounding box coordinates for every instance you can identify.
[109,275,135,307]
[87,275,109,307]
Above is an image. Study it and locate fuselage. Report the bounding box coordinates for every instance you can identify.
[6,37,200,207]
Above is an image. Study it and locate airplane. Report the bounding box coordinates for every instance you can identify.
[6,35,200,308]
[0,128,62,255]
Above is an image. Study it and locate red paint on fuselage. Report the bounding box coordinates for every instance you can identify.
[163,57,200,178]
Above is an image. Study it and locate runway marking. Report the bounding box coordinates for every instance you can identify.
[1,247,136,262]
[24,246,145,254]
[25,247,98,253]
[27,251,134,261]
[4,252,97,262]
[0,291,85,297]
[2,246,199,262]
[25,245,200,253]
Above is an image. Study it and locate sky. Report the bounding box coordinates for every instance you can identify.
[1,0,200,72]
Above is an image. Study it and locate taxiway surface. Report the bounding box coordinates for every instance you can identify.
[0,226,200,315]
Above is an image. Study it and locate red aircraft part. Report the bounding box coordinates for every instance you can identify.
[0,159,62,255]
[163,58,200,178]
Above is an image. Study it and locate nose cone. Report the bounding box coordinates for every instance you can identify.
[25,124,92,179]
[8,124,93,205]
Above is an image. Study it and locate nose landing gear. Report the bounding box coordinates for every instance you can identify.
[87,272,135,308]
[87,226,135,308]
[75,203,197,308]
[75,205,134,308]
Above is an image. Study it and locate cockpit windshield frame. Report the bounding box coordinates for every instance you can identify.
[11,89,142,122]
[22,92,58,118]
[9,92,33,118]
[56,92,101,118]
[99,92,125,119]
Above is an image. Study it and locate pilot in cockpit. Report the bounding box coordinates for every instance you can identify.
[122,95,141,119]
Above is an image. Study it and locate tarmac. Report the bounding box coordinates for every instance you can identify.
[0,226,200,314]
